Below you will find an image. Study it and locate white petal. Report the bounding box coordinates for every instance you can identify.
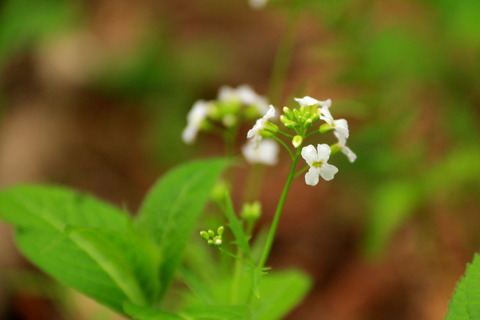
[242,139,279,166]
[264,105,276,120]
[319,163,338,181]
[334,131,347,145]
[295,96,320,106]
[342,146,357,163]
[301,145,318,166]
[319,99,332,108]
[334,119,349,140]
[182,125,197,144]
[319,105,333,122]
[218,85,234,102]
[316,144,332,162]
[305,168,320,186]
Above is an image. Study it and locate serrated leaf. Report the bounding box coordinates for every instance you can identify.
[181,305,251,320]
[223,193,252,259]
[446,254,480,320]
[136,158,230,298]
[124,302,184,320]
[16,227,158,314]
[0,185,129,232]
[251,271,312,320]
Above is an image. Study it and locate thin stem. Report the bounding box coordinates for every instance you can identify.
[277,130,294,138]
[294,165,309,178]
[258,148,301,270]
[268,7,301,105]
[271,135,294,160]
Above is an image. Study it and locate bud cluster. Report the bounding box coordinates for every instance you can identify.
[280,105,320,132]
[200,226,224,248]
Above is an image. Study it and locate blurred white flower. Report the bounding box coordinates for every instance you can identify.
[218,84,268,113]
[182,100,210,144]
[247,105,276,144]
[301,144,338,185]
[248,0,268,10]
[242,139,279,166]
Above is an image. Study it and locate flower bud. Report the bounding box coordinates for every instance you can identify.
[263,121,278,133]
[330,143,341,155]
[319,123,334,134]
[200,231,210,240]
[305,118,313,129]
[283,107,294,119]
[241,201,261,221]
[292,135,303,148]
[217,226,224,236]
[280,115,297,129]
[208,229,215,237]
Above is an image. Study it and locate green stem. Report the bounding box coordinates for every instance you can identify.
[258,148,301,270]
[272,135,294,160]
[277,130,294,138]
[294,165,309,178]
[268,7,301,105]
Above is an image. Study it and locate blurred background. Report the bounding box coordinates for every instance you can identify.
[0,0,479,319]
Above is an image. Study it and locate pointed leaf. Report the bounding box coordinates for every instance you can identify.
[136,158,230,298]
[224,193,252,259]
[446,254,480,320]
[0,185,129,232]
[252,270,312,320]
[16,227,159,314]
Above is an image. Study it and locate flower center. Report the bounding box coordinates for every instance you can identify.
[312,161,323,168]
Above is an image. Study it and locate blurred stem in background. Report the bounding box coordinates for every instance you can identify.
[268,4,302,105]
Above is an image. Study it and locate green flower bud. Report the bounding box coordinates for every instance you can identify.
[208,229,215,237]
[200,231,210,240]
[305,118,313,129]
[292,135,303,148]
[319,123,335,134]
[241,201,262,221]
[280,115,297,129]
[330,143,341,155]
[217,226,224,236]
[263,121,278,133]
[283,107,294,119]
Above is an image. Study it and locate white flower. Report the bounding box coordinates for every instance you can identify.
[294,96,331,109]
[242,139,279,166]
[248,0,268,9]
[182,100,210,144]
[218,85,268,113]
[301,144,338,185]
[294,95,333,122]
[322,117,349,143]
[247,105,276,144]
[335,132,357,163]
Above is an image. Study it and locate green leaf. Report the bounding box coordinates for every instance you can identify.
[136,158,230,298]
[181,305,251,320]
[16,227,159,314]
[251,271,312,320]
[223,193,252,259]
[446,254,480,320]
[124,302,184,320]
[0,185,129,232]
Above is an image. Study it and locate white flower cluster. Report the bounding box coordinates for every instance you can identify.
[246,95,356,186]
[182,84,268,144]
[182,85,279,166]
